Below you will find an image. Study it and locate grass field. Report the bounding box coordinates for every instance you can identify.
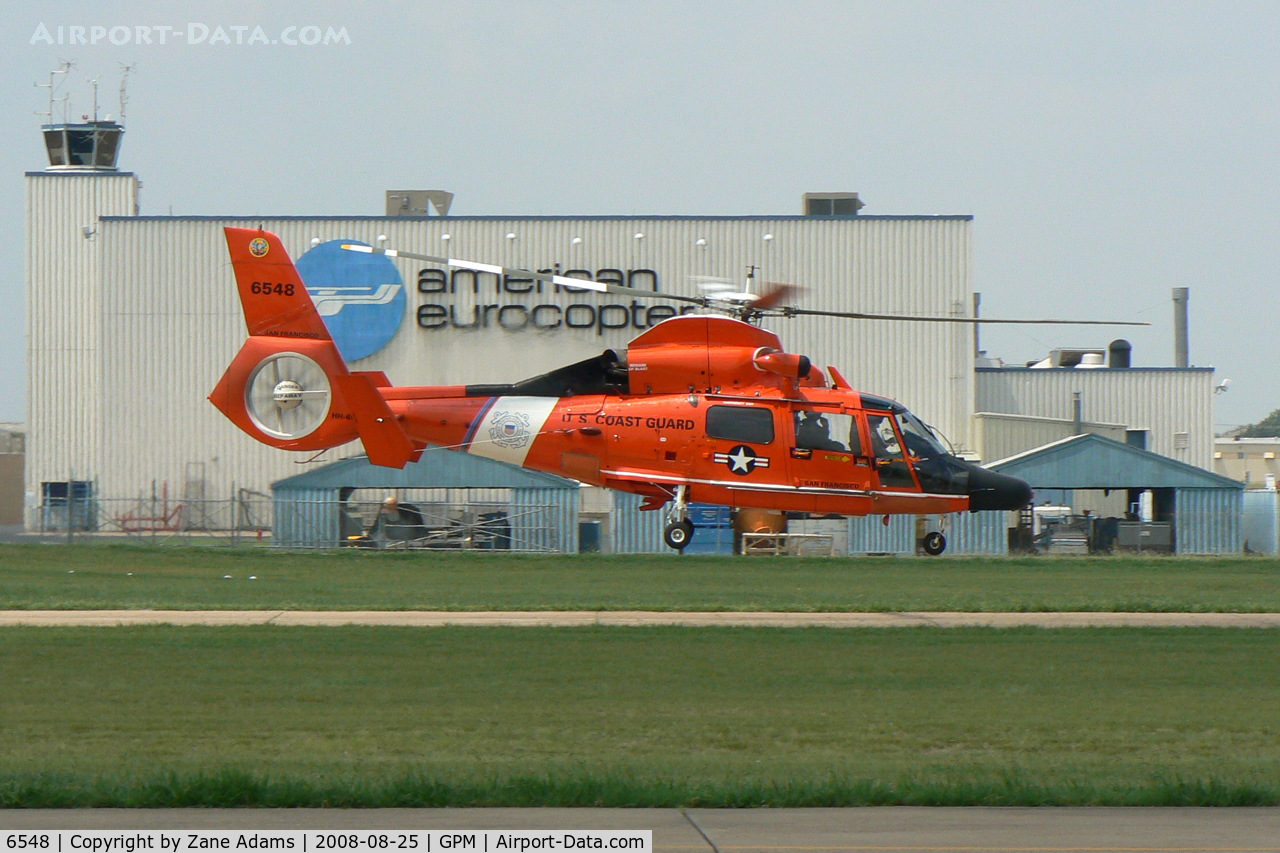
[2,543,1280,612]
[2,625,1279,806]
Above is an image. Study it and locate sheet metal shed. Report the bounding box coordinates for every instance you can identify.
[271,447,580,551]
[987,433,1243,554]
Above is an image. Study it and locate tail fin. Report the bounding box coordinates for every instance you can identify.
[211,227,418,468]
[224,228,333,340]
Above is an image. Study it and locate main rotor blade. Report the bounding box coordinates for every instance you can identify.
[342,244,705,306]
[779,307,1149,326]
[751,282,799,311]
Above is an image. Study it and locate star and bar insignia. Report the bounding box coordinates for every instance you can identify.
[714,445,771,476]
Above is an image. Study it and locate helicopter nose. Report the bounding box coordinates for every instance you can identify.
[965,464,1033,511]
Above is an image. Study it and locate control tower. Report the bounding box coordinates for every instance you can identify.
[25,71,140,522]
[41,119,125,170]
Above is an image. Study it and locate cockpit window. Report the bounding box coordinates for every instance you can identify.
[867,414,903,459]
[894,412,947,458]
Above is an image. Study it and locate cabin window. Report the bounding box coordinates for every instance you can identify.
[794,410,860,454]
[706,405,774,445]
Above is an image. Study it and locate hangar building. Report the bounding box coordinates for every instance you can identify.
[26,137,975,512]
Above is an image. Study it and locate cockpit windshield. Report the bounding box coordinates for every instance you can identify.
[894,411,947,458]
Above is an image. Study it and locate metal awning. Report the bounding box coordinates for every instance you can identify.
[986,433,1242,491]
[272,446,578,492]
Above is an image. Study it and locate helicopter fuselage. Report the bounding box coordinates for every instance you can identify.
[210,227,1034,541]
[375,384,985,517]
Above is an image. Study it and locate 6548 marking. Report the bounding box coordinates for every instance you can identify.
[251,281,296,296]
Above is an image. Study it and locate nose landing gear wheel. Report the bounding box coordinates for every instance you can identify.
[922,531,947,556]
[664,520,695,551]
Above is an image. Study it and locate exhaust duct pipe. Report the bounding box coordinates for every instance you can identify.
[1173,287,1189,368]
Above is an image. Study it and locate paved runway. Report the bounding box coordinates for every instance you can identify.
[1,609,1278,627]
[2,807,1279,851]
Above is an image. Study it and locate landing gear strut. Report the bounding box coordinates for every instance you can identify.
[922,531,947,556]
[663,485,695,552]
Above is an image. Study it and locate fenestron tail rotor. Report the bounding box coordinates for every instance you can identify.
[245,352,332,440]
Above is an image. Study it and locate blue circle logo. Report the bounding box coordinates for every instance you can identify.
[295,240,406,362]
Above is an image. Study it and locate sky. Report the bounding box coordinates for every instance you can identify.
[3,0,1278,429]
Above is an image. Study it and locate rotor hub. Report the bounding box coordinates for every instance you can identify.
[272,379,305,410]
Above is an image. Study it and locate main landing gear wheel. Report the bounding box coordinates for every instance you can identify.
[922,531,947,556]
[664,520,694,551]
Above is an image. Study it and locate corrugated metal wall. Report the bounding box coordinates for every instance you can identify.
[848,513,915,554]
[273,487,340,548]
[94,217,360,507]
[510,486,579,553]
[24,173,139,519]
[60,215,972,502]
[274,485,578,551]
[399,487,513,505]
[976,369,1215,470]
[1242,490,1279,555]
[974,413,1127,464]
[946,511,1009,555]
[607,507,1008,556]
[611,491,666,553]
[1174,488,1242,554]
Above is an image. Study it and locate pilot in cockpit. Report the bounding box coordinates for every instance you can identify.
[797,411,843,451]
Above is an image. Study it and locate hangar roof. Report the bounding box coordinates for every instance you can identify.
[977,366,1214,374]
[987,433,1242,491]
[272,446,578,492]
[101,214,973,222]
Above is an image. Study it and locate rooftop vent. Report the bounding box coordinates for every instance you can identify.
[1108,339,1131,369]
[1029,348,1107,369]
[386,190,454,217]
[803,192,863,216]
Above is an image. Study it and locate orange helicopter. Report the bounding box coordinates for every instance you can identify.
[210,227,1144,553]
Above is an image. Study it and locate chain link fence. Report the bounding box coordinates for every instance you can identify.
[34,491,275,546]
[31,490,573,552]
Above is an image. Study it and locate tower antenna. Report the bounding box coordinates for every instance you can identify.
[87,76,100,122]
[34,60,75,123]
[118,63,135,125]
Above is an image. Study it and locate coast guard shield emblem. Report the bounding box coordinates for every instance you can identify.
[489,411,532,449]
